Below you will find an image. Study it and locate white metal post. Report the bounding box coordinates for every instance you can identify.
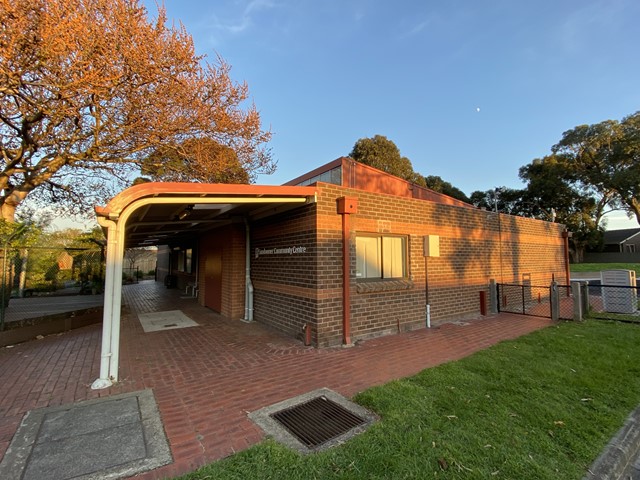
[91,219,117,389]
[108,220,126,381]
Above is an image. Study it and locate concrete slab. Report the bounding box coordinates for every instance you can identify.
[138,310,199,333]
[0,389,172,480]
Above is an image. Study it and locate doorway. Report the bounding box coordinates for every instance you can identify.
[204,247,222,312]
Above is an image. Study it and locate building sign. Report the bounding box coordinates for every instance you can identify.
[255,246,307,259]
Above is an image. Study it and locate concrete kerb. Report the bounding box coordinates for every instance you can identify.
[584,404,640,480]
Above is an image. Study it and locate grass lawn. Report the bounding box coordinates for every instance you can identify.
[178,320,640,479]
[571,262,640,276]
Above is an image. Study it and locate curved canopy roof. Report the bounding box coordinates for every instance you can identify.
[95,182,317,249]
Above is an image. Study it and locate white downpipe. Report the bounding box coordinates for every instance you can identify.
[91,219,117,389]
[426,304,431,329]
[243,218,254,322]
[108,218,126,382]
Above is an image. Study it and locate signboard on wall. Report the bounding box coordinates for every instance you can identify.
[255,246,307,259]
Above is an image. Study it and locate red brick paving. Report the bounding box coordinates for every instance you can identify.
[0,280,554,479]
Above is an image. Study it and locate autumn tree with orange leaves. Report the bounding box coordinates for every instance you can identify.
[0,0,274,222]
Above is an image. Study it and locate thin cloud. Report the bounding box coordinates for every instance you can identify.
[406,20,429,36]
[213,0,280,36]
[558,0,627,53]
[398,12,442,40]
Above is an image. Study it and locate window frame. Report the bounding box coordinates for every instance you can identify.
[355,233,408,280]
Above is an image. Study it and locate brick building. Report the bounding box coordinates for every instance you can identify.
[92,157,569,387]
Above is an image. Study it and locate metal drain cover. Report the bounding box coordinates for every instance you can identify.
[270,395,366,448]
[249,388,377,453]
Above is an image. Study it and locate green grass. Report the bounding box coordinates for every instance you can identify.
[178,321,640,480]
[570,262,640,275]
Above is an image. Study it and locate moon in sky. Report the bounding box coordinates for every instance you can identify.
[476,107,481,112]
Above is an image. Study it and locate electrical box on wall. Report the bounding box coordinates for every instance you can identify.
[423,235,440,257]
[337,197,358,214]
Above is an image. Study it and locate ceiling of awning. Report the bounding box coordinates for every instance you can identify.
[95,183,317,249]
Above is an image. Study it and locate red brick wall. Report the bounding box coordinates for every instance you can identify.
[251,205,320,341]
[221,183,566,348]
[315,183,567,345]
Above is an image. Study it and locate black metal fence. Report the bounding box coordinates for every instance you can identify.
[497,283,552,317]
[497,279,640,324]
[496,282,575,320]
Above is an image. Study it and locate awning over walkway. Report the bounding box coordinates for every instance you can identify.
[95,182,317,249]
[91,182,317,389]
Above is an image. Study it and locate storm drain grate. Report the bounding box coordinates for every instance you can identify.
[249,388,377,453]
[270,395,366,448]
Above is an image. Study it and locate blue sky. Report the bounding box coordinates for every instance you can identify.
[143,0,639,228]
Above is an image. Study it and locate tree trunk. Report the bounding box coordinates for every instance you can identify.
[0,190,28,223]
[631,198,640,225]
[0,203,17,223]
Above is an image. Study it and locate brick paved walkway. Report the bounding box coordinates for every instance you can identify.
[0,280,554,479]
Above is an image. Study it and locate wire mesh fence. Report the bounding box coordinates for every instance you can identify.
[583,283,640,323]
[0,246,106,330]
[497,282,575,320]
[497,283,553,317]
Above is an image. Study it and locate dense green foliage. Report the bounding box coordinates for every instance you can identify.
[470,112,640,262]
[178,320,640,480]
[424,175,470,203]
[553,112,640,225]
[349,135,426,187]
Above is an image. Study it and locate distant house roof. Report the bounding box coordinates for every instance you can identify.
[603,228,640,246]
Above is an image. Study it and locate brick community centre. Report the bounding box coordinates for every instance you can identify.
[92,157,568,387]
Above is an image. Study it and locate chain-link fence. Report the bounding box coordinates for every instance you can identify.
[496,282,576,321]
[582,282,640,323]
[497,283,553,317]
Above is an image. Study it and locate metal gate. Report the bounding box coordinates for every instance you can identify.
[497,283,553,318]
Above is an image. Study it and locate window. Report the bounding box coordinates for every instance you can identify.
[356,235,407,279]
[295,166,342,186]
[185,248,193,273]
[176,248,193,273]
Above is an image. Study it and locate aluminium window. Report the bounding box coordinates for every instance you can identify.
[356,235,407,279]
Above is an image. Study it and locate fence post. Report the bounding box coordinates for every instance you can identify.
[550,281,559,321]
[489,279,498,314]
[581,281,590,317]
[571,281,583,321]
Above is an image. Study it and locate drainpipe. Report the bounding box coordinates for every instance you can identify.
[243,218,254,322]
[337,197,358,346]
[91,217,117,390]
[562,229,573,298]
[562,229,571,284]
